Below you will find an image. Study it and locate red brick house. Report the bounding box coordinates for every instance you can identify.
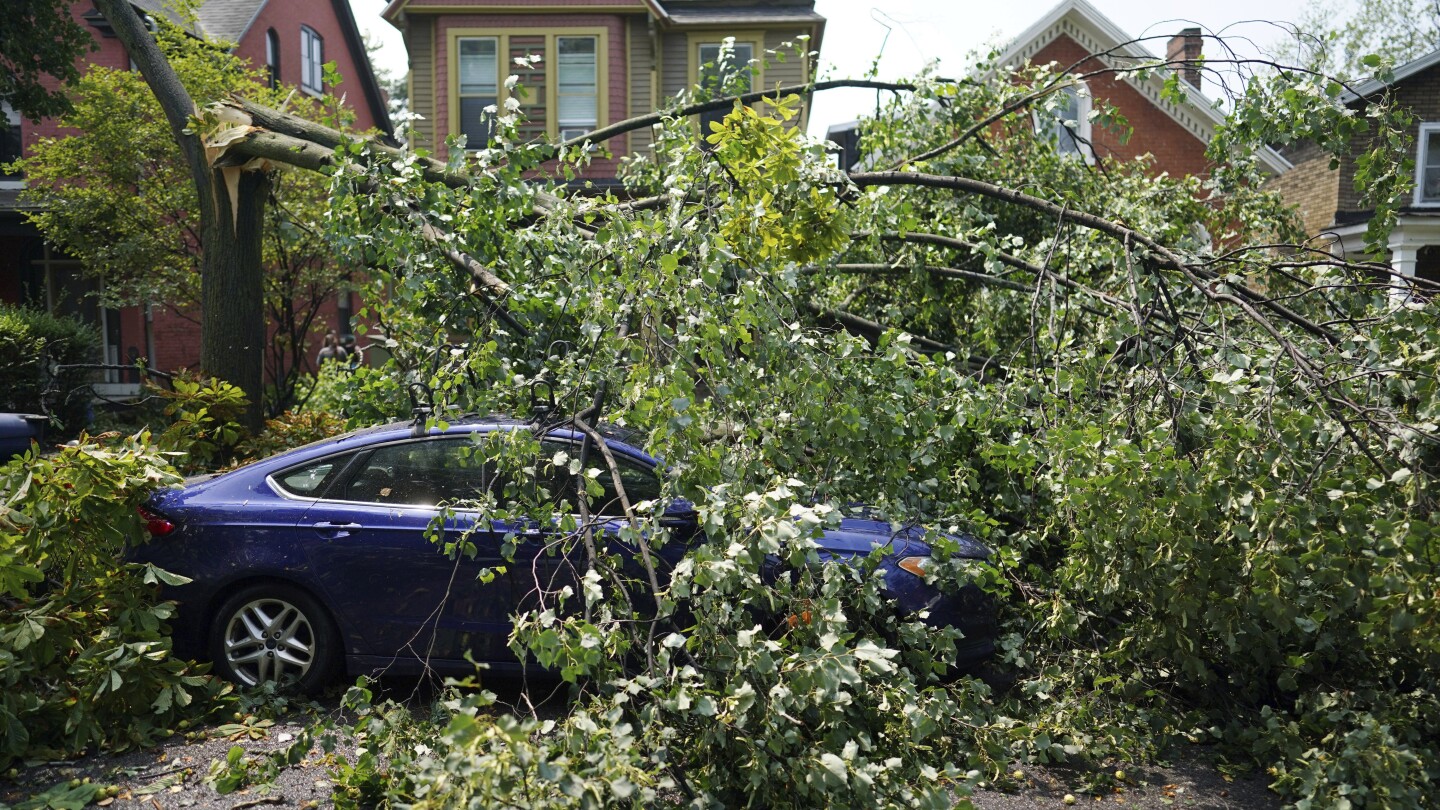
[828,0,1289,179]
[0,0,392,397]
[994,0,1289,177]
[1269,48,1440,285]
[382,0,826,181]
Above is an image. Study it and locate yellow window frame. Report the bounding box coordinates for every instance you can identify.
[446,26,610,148]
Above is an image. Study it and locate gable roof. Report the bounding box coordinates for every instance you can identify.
[994,0,1290,175]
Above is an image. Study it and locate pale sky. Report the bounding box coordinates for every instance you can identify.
[345,0,1318,137]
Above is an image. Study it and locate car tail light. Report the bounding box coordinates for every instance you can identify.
[137,505,176,537]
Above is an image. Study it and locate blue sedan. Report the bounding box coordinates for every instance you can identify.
[132,417,996,691]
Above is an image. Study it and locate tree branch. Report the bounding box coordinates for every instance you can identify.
[848,171,1339,344]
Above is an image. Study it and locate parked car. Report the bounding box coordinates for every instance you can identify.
[0,413,47,461]
[132,417,996,691]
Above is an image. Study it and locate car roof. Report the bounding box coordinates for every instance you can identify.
[259,414,655,470]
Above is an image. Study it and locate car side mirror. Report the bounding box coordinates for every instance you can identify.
[662,498,697,521]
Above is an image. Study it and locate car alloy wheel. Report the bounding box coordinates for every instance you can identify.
[210,583,338,692]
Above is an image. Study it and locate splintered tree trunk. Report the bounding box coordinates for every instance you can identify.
[202,169,270,430]
[94,0,270,432]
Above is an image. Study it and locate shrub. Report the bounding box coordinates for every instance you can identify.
[0,434,227,768]
[297,361,409,428]
[0,303,100,436]
[235,408,349,462]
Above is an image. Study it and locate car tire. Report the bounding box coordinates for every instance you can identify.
[209,583,340,693]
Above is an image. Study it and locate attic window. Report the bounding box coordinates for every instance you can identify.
[1416,123,1440,205]
[1036,83,1092,158]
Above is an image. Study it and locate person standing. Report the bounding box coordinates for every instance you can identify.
[316,330,344,365]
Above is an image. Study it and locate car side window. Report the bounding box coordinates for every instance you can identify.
[343,439,500,507]
[540,441,661,515]
[273,458,343,497]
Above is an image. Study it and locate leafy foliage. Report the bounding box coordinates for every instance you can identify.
[16,13,359,414]
[298,43,1440,807]
[0,303,101,436]
[0,0,95,123]
[1274,0,1439,80]
[0,435,227,769]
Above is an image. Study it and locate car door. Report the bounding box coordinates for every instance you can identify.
[298,436,520,667]
[517,440,681,616]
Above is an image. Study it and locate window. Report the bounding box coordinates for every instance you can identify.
[265,28,280,89]
[457,37,499,148]
[274,458,340,497]
[1415,123,1440,205]
[538,441,661,515]
[447,29,607,150]
[300,25,324,94]
[556,36,598,141]
[1036,84,1092,158]
[344,440,500,507]
[1,102,22,187]
[697,40,756,136]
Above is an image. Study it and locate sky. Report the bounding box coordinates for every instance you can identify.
[345,0,1318,137]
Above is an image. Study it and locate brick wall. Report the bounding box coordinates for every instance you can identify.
[234,0,386,132]
[1030,34,1211,178]
[1267,140,1339,235]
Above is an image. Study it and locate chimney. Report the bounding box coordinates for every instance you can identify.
[1166,28,1204,90]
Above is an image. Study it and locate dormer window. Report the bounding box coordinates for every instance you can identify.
[1416,123,1440,205]
[556,36,599,141]
[301,26,324,95]
[456,36,499,149]
[696,39,757,136]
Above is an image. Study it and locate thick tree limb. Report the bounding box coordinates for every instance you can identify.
[220,99,564,215]
[94,0,267,429]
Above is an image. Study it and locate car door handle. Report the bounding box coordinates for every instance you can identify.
[312,521,362,539]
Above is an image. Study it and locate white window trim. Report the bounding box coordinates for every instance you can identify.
[1,102,23,190]
[300,25,324,96]
[1414,122,1440,207]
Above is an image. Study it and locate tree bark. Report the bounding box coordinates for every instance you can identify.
[94,0,268,430]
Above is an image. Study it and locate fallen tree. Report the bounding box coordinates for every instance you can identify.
[16,35,1439,807]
